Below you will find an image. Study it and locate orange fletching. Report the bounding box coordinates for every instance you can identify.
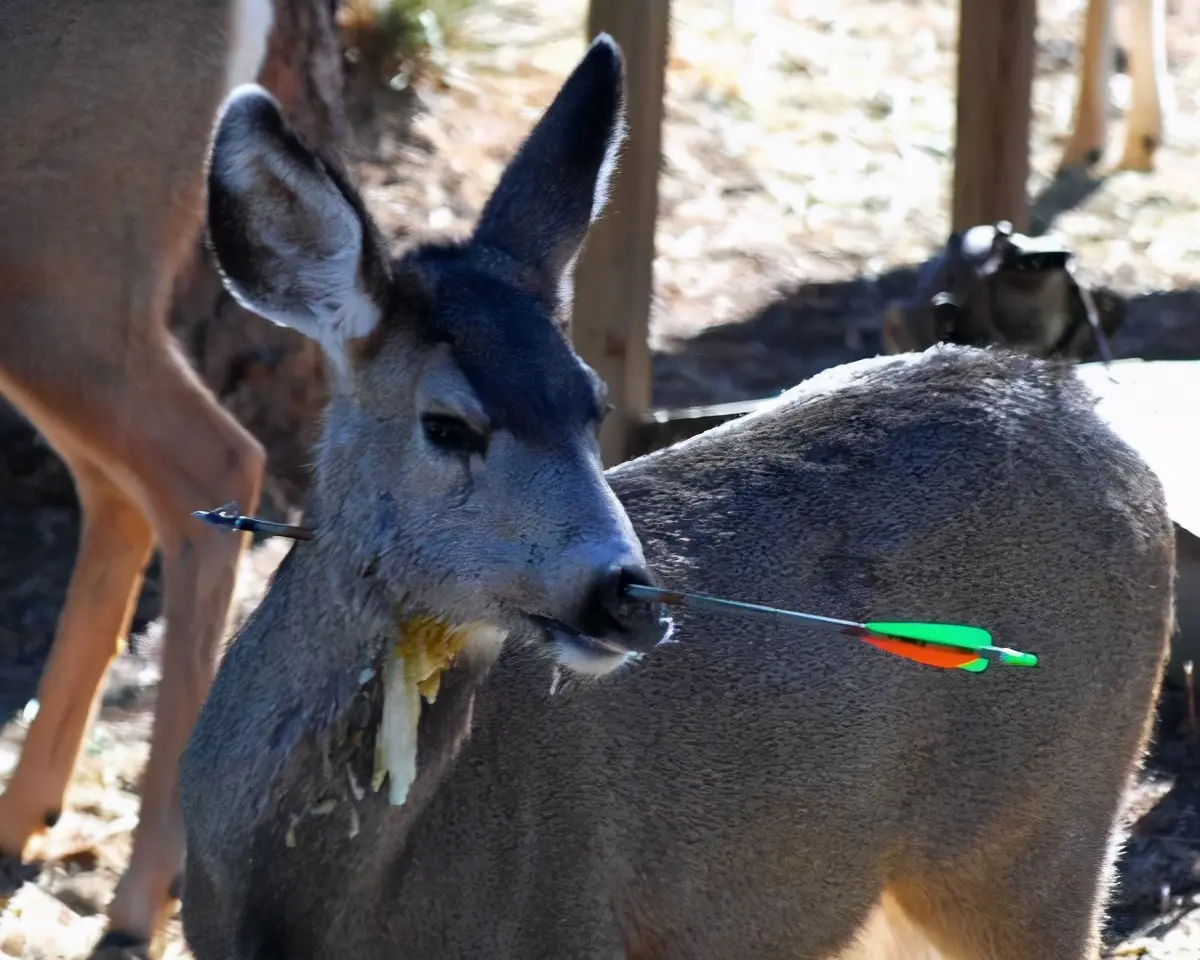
[861,634,979,670]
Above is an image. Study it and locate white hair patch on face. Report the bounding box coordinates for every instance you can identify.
[553,638,634,677]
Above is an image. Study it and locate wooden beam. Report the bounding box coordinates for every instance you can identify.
[571,0,670,466]
[951,0,1037,233]
[628,398,762,460]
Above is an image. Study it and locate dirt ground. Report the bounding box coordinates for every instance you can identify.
[4,0,1200,956]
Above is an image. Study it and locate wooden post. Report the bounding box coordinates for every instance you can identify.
[951,0,1037,233]
[571,0,670,466]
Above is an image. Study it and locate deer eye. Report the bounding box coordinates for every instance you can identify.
[421,413,488,457]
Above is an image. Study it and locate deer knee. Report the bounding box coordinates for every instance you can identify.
[74,463,154,557]
[216,424,267,518]
[158,423,264,553]
[151,423,265,653]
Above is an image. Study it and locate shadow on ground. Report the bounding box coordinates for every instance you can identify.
[652,165,1200,409]
[1109,689,1200,944]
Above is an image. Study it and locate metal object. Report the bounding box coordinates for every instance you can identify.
[899,220,1116,365]
[191,502,314,541]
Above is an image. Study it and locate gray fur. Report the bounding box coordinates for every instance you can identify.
[180,39,1175,960]
[204,38,662,668]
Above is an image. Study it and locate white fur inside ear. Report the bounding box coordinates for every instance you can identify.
[556,104,627,315]
[589,106,627,224]
[210,90,382,375]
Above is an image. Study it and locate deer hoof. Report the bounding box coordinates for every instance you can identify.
[1058,140,1104,173]
[1116,132,1160,172]
[90,930,151,960]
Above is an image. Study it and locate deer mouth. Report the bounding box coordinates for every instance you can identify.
[529,615,639,676]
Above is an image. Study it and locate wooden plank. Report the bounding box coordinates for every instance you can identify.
[571,0,670,466]
[1076,357,1200,688]
[628,399,763,460]
[950,0,1037,233]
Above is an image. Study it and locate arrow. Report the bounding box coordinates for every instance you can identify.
[191,502,314,541]
[187,504,1038,674]
[622,584,1037,673]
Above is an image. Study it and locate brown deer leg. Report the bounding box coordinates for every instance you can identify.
[1060,0,1114,170]
[1117,0,1166,171]
[0,452,153,859]
[99,341,263,942]
[0,301,263,943]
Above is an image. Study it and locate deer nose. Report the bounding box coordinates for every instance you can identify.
[572,563,666,653]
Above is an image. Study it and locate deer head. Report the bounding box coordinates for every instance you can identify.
[204,35,667,681]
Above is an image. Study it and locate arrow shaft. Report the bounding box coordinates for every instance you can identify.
[622,584,862,633]
[191,507,314,541]
[624,584,1034,668]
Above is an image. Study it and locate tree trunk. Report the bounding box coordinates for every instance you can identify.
[571,0,670,467]
[169,0,347,515]
[950,0,1037,234]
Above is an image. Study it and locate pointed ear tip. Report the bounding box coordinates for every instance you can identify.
[216,83,284,137]
[588,32,620,54]
[584,32,624,74]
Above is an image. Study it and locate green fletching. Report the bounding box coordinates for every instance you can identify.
[863,621,993,651]
[865,622,1038,670]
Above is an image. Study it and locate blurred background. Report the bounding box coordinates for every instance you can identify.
[3,0,1200,955]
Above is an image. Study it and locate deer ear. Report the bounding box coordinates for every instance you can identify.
[471,34,627,307]
[206,85,390,369]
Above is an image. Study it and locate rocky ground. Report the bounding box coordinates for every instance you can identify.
[4,0,1200,955]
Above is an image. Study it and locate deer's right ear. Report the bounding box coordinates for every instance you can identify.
[206,85,390,367]
[471,34,626,308]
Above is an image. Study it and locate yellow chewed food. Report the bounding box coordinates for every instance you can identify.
[395,615,474,704]
[372,617,477,806]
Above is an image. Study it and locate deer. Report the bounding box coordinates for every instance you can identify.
[882,0,1172,360]
[0,0,274,955]
[177,34,1175,960]
[1062,0,1168,173]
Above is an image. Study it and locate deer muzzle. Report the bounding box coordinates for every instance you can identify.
[572,563,667,654]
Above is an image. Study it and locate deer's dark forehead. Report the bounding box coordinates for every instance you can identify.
[402,249,602,444]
